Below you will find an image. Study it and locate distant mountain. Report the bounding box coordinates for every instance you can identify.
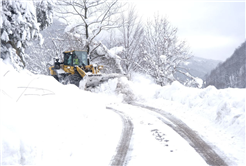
[205,41,246,89]
[184,56,221,79]
[175,56,221,84]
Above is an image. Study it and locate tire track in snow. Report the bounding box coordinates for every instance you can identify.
[106,107,133,166]
[130,102,228,166]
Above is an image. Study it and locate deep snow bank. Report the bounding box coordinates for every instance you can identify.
[0,59,122,165]
[94,73,245,165]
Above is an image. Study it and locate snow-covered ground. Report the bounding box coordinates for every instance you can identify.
[1,59,245,165]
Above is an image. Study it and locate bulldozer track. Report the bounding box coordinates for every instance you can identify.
[130,102,228,166]
[106,107,133,166]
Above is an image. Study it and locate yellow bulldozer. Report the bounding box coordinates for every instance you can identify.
[48,50,120,88]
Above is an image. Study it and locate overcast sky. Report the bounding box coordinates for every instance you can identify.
[130,0,245,61]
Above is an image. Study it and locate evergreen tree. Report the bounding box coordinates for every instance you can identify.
[1,0,53,70]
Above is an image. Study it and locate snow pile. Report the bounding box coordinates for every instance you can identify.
[93,73,159,102]
[155,81,245,139]
[0,59,122,165]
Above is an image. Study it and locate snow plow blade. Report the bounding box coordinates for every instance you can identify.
[80,73,123,89]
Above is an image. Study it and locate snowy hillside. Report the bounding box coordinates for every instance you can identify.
[1,59,245,165]
[205,41,246,89]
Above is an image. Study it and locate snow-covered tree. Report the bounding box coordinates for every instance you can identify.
[139,14,199,87]
[117,5,144,76]
[36,0,54,31]
[1,0,53,70]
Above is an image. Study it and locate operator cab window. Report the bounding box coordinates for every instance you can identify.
[75,51,88,66]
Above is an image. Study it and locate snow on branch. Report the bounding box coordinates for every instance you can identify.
[1,0,53,69]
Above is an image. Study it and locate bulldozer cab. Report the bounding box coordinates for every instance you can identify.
[63,50,88,66]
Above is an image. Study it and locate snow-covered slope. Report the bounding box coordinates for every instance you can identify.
[1,60,245,165]
[0,59,122,165]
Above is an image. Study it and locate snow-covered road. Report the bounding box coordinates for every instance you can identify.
[108,103,229,166]
[130,103,228,165]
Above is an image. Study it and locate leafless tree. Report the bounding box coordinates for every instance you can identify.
[55,0,124,57]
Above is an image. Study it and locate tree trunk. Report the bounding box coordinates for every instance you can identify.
[8,41,26,68]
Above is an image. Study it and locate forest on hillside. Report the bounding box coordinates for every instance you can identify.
[205,41,246,89]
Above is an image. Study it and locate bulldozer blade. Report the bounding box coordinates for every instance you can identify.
[80,73,123,89]
[85,74,103,87]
